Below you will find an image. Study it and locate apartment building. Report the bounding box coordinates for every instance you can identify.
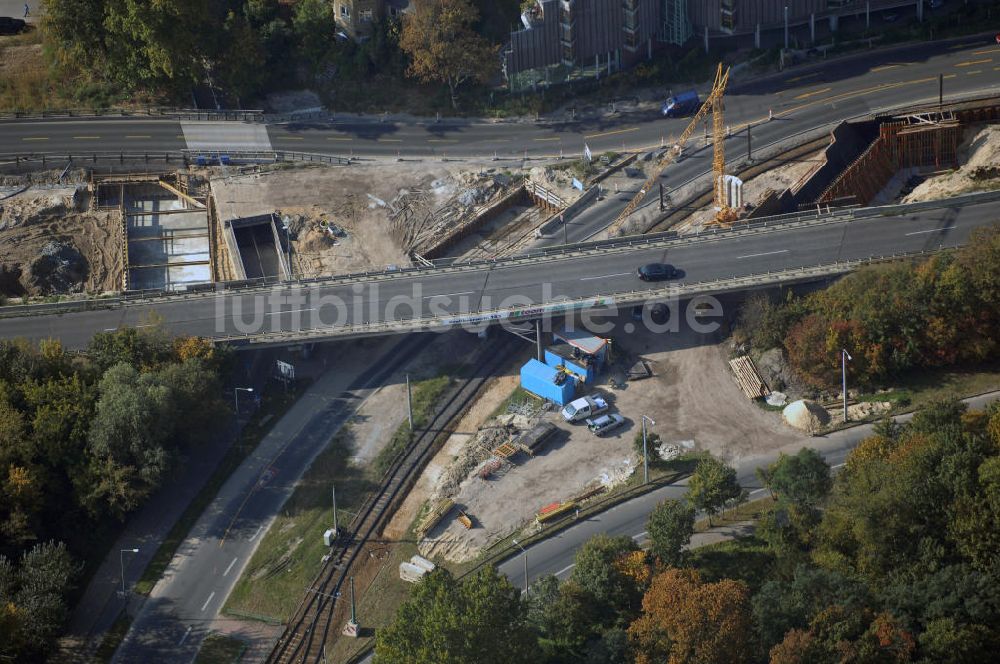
[333,0,408,40]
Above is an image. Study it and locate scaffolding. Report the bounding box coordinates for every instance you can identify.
[661,0,692,45]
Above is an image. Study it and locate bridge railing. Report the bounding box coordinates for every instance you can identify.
[1,191,995,321]
[0,150,352,167]
[0,108,264,122]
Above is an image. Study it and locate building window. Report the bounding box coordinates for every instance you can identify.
[341,4,351,18]
[361,9,373,22]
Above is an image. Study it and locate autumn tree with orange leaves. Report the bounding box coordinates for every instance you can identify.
[629,568,752,664]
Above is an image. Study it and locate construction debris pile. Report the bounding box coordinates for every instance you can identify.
[388,171,514,257]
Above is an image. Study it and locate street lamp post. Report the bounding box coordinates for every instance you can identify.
[234,387,254,415]
[841,349,853,423]
[641,415,656,484]
[120,548,139,598]
[512,539,528,597]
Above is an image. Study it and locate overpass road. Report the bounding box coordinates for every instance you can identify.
[1,196,993,348]
[1,38,998,164]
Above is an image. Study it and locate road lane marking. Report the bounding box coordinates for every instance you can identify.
[737,249,789,259]
[580,271,632,281]
[264,307,315,318]
[201,591,216,612]
[327,137,353,141]
[21,137,48,141]
[954,58,992,67]
[223,557,238,577]
[73,136,101,139]
[554,563,575,577]
[966,71,983,76]
[427,139,458,143]
[584,126,638,140]
[785,72,820,83]
[533,137,560,142]
[973,48,999,55]
[905,225,955,236]
[870,65,899,73]
[832,463,846,469]
[377,138,403,143]
[793,87,832,100]
[282,136,304,140]
[179,627,192,646]
[423,290,473,299]
[943,73,957,79]
[249,525,263,541]
[632,530,648,540]
[125,135,151,139]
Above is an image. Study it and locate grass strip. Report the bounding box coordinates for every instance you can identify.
[372,375,452,477]
[194,632,248,664]
[91,611,131,663]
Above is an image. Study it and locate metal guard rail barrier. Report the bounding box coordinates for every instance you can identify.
[0,108,263,121]
[0,150,351,166]
[214,248,941,346]
[0,190,996,320]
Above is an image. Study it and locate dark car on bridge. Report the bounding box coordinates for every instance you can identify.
[637,263,678,282]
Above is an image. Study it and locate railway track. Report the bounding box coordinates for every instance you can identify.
[266,334,518,664]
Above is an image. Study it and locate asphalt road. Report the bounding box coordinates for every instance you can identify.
[496,392,1000,589]
[1,197,992,347]
[2,39,998,165]
[111,334,429,663]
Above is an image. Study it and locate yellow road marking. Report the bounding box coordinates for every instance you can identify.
[377,138,403,143]
[943,73,958,79]
[870,65,899,72]
[533,137,560,142]
[954,58,992,67]
[327,137,353,141]
[785,72,820,83]
[948,43,972,50]
[584,126,638,140]
[73,136,100,139]
[125,135,151,138]
[794,86,832,100]
[21,137,48,141]
[972,48,999,55]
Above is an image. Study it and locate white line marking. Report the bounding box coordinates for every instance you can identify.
[223,557,238,577]
[200,591,216,612]
[178,626,192,646]
[737,249,790,259]
[905,225,956,236]
[423,290,474,299]
[554,563,575,577]
[749,488,768,495]
[580,271,632,281]
[831,462,846,469]
[264,307,316,317]
[249,525,263,541]
[632,530,648,540]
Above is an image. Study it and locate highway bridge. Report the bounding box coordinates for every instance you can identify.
[1,193,994,348]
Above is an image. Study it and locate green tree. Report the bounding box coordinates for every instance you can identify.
[917,618,994,664]
[569,534,643,623]
[764,448,832,509]
[83,363,177,517]
[687,456,742,526]
[292,0,335,70]
[0,541,79,662]
[646,499,694,567]
[375,566,538,663]
[399,0,496,109]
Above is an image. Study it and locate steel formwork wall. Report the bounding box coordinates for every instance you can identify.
[661,0,692,45]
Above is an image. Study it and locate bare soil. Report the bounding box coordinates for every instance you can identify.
[0,187,123,297]
[418,306,801,563]
[903,124,1000,202]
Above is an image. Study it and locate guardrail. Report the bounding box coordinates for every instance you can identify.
[0,149,352,168]
[211,248,940,346]
[0,108,263,122]
[1,190,995,321]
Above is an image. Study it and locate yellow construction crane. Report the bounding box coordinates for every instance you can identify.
[606,63,732,236]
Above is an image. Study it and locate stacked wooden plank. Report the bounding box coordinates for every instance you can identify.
[728,355,770,399]
[492,442,519,459]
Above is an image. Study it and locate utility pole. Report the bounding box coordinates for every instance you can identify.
[841,349,852,423]
[746,122,752,161]
[562,213,567,244]
[535,319,543,362]
[641,415,655,484]
[784,5,789,50]
[406,374,413,429]
[119,548,139,599]
[332,484,338,535]
[659,183,665,211]
[939,73,944,110]
[512,539,528,597]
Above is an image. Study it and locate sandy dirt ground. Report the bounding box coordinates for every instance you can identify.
[417,303,801,563]
[0,186,123,297]
[210,162,523,278]
[676,148,826,233]
[903,123,1000,203]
